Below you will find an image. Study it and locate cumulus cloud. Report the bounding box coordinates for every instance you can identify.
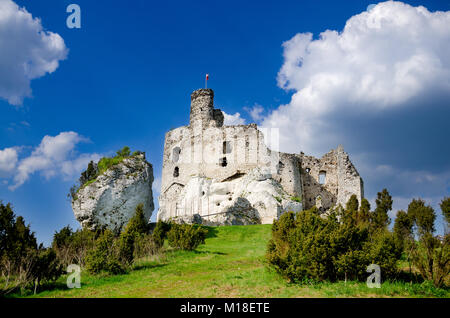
[222,111,246,125]
[0,147,18,178]
[3,132,101,190]
[0,0,68,105]
[244,104,265,122]
[259,1,450,231]
[262,1,450,155]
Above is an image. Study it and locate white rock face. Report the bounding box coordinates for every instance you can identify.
[72,154,154,231]
[158,168,302,225]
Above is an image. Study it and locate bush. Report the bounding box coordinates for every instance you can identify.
[266,202,402,283]
[133,233,158,259]
[52,227,97,268]
[123,203,149,236]
[1,202,62,295]
[167,223,208,251]
[117,203,151,265]
[406,199,450,288]
[85,229,125,275]
[152,220,171,248]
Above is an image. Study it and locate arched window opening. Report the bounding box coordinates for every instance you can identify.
[305,167,311,173]
[319,171,326,184]
[173,167,179,177]
[172,147,181,163]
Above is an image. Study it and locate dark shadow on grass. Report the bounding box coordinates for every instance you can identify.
[192,250,227,255]
[205,226,219,238]
[394,270,425,284]
[4,281,69,297]
[133,263,167,271]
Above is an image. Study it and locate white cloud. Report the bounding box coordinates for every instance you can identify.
[262,1,450,156]
[0,147,18,177]
[0,0,68,105]
[222,111,246,125]
[7,132,101,190]
[245,104,264,122]
[257,1,450,234]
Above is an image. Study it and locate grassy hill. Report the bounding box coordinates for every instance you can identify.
[20,224,449,298]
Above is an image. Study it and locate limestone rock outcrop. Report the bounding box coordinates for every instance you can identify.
[158,168,302,225]
[72,153,154,231]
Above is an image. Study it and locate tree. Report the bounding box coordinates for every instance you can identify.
[85,229,125,275]
[345,194,359,224]
[152,220,171,248]
[266,208,400,283]
[123,203,149,236]
[440,197,450,234]
[393,210,414,273]
[393,210,413,249]
[79,161,97,185]
[0,202,16,258]
[52,225,73,249]
[116,146,131,158]
[358,198,371,225]
[1,203,61,295]
[407,199,435,236]
[371,188,392,231]
[116,204,147,265]
[407,198,449,288]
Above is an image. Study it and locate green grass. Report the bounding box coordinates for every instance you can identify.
[14,224,450,298]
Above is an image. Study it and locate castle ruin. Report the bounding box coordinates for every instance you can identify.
[157,89,363,225]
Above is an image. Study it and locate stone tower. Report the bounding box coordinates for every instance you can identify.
[189,89,223,130]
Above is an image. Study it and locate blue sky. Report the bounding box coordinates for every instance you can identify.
[0,0,449,246]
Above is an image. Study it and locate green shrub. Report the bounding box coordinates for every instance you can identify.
[117,203,151,265]
[267,202,401,283]
[52,227,97,268]
[133,233,158,259]
[123,203,149,235]
[152,220,171,248]
[116,146,131,157]
[407,199,450,288]
[167,223,208,251]
[85,229,125,275]
[291,196,302,203]
[52,225,73,250]
[1,202,62,295]
[31,248,63,290]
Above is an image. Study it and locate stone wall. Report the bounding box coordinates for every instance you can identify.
[157,88,363,223]
[298,145,363,211]
[158,89,302,223]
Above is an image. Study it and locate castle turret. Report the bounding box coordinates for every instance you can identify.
[190,88,223,129]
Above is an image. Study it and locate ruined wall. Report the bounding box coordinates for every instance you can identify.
[158,89,302,221]
[158,88,363,223]
[298,145,363,211]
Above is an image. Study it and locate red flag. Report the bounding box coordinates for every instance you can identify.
[206,74,209,81]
